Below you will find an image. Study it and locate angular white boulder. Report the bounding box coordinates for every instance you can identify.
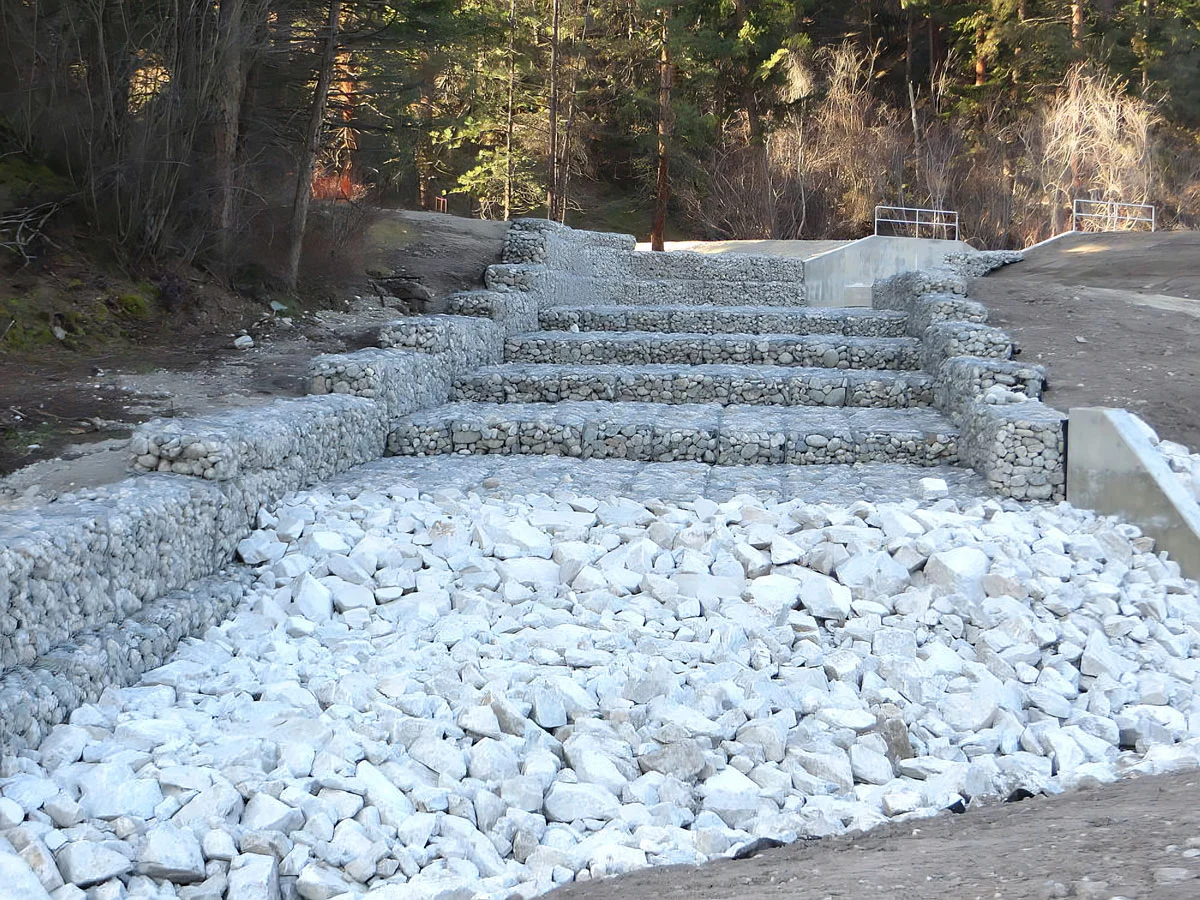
[792,569,852,621]
[137,823,206,883]
[356,761,416,827]
[227,853,280,900]
[55,843,133,888]
[242,793,304,834]
[292,573,333,622]
[543,782,622,823]
[925,547,989,599]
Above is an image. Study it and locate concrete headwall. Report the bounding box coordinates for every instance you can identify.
[806,236,972,307]
[1066,407,1200,580]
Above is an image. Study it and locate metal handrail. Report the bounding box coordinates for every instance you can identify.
[874,205,960,241]
[1072,199,1156,232]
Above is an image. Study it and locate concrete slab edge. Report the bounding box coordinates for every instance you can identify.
[1066,407,1200,580]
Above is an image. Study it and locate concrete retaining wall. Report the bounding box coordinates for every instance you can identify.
[806,236,973,307]
[1066,408,1200,580]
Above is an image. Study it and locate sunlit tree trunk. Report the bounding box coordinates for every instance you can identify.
[546,0,561,218]
[650,7,672,251]
[1138,0,1154,91]
[284,0,340,290]
[906,7,921,175]
[416,69,435,209]
[975,23,987,85]
[732,0,761,142]
[213,0,247,260]
[504,0,517,220]
[331,23,360,200]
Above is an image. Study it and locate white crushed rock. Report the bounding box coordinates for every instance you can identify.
[1156,441,1200,505]
[2,482,1200,900]
[1131,415,1200,504]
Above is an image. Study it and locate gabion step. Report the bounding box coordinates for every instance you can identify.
[539,304,908,337]
[387,401,959,467]
[505,331,922,370]
[629,250,807,282]
[332,455,989,505]
[453,363,933,409]
[627,279,805,307]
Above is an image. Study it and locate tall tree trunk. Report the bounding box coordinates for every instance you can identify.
[416,71,435,209]
[928,16,946,86]
[650,8,672,252]
[1071,1,1086,48]
[214,0,247,261]
[908,80,922,183]
[906,8,921,183]
[330,9,360,202]
[546,0,561,219]
[1139,0,1154,91]
[975,23,987,85]
[284,0,340,291]
[905,8,914,86]
[557,0,591,222]
[504,0,517,220]
[732,0,761,142]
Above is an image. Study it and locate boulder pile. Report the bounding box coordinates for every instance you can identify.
[3,477,1199,899]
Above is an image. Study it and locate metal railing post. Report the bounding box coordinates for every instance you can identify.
[873,204,962,240]
[1070,198,1156,233]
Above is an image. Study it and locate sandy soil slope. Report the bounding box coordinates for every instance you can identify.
[970,231,1200,450]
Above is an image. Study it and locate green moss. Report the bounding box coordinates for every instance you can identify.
[0,422,58,455]
[0,153,71,209]
[0,288,133,352]
[116,292,151,317]
[0,302,55,350]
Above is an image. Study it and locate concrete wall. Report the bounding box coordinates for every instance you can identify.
[633,239,849,258]
[806,236,972,307]
[1066,407,1200,580]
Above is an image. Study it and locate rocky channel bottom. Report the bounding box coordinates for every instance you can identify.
[3,468,1200,900]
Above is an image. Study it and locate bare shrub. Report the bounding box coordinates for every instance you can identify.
[680,51,1194,247]
[1024,64,1160,236]
[681,44,910,240]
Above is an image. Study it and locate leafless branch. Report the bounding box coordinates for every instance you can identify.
[0,201,60,264]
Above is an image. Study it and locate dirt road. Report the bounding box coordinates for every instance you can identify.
[971,231,1200,450]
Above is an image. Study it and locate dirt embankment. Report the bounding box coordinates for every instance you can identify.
[0,209,506,499]
[971,231,1200,450]
[551,770,1200,900]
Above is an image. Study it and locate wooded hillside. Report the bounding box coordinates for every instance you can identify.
[2,0,1198,277]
